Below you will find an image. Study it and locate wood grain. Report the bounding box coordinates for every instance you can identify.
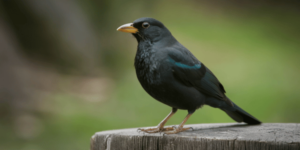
[91,123,300,150]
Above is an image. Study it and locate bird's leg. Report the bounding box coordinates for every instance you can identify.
[138,108,177,133]
[163,110,194,134]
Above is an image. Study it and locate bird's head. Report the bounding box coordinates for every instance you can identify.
[117,17,174,43]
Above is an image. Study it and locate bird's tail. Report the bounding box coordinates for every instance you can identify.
[222,102,261,125]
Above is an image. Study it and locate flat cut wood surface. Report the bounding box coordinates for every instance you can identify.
[91,123,300,150]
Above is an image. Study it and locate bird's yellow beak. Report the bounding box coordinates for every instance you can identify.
[117,23,138,33]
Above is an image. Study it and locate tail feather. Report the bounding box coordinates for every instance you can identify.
[222,102,261,125]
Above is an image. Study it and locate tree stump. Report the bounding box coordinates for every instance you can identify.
[91,123,300,150]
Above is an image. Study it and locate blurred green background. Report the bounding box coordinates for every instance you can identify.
[1,0,300,150]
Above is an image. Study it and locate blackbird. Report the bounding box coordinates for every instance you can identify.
[117,17,261,134]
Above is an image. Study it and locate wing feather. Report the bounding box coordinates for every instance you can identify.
[168,51,233,106]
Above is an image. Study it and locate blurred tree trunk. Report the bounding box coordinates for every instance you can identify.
[0,12,34,122]
[1,0,101,74]
[0,0,102,125]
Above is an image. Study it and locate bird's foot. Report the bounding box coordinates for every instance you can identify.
[163,126,191,134]
[138,126,175,133]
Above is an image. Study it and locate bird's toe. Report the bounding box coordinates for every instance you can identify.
[162,126,175,131]
[138,126,177,133]
[163,127,191,134]
[138,127,161,133]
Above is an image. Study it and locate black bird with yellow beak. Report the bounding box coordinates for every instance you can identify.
[117,17,261,134]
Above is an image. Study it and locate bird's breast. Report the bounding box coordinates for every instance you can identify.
[134,54,161,85]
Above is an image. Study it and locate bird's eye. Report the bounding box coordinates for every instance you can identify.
[142,22,150,28]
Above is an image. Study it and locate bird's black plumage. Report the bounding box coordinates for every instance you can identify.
[117,17,261,134]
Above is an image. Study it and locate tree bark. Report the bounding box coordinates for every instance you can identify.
[91,123,300,150]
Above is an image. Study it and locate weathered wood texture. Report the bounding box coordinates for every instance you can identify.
[91,123,300,150]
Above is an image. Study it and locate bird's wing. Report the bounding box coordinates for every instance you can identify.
[168,51,233,106]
